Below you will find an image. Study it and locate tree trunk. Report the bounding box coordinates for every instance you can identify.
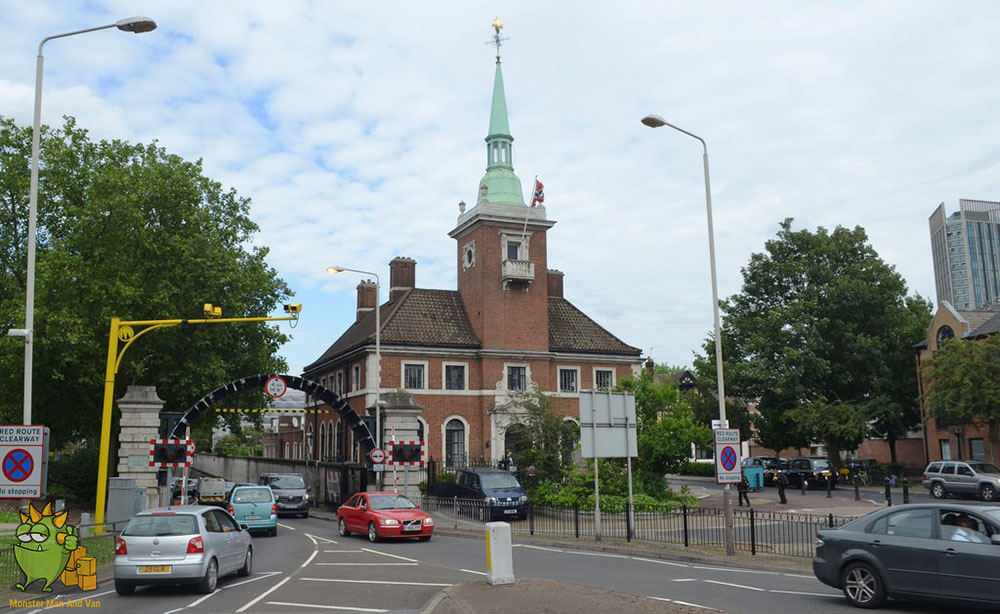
[887,434,898,465]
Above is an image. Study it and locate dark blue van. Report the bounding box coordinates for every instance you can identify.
[453,467,528,520]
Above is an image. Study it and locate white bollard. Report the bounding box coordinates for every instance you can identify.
[485,521,515,586]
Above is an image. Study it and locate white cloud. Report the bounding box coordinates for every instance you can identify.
[3,1,999,376]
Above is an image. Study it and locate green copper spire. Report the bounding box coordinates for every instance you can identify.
[477,19,525,207]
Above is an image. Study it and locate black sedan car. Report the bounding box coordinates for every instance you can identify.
[813,503,1000,609]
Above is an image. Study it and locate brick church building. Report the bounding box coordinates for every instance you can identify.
[300,48,642,469]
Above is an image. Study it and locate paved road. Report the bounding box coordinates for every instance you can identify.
[3,513,992,614]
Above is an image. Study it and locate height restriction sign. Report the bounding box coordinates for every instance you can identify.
[714,428,741,485]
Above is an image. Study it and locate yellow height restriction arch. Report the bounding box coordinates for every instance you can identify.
[94,308,299,531]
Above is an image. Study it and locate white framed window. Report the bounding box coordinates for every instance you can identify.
[558,367,579,393]
[500,232,530,262]
[594,368,615,390]
[352,365,360,391]
[416,417,428,444]
[403,361,428,390]
[306,425,314,460]
[442,416,469,470]
[336,372,343,395]
[284,442,290,459]
[319,423,326,460]
[506,364,528,391]
[443,362,468,391]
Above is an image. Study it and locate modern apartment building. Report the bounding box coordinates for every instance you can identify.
[929,199,1000,310]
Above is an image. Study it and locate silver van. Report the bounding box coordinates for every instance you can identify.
[922,460,1000,501]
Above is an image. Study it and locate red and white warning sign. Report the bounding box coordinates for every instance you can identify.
[714,428,741,485]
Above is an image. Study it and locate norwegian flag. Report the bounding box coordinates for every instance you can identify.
[530,178,544,207]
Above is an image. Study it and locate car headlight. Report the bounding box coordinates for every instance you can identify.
[815,538,825,548]
[304,493,310,501]
[379,518,399,526]
[519,495,528,502]
[423,517,434,526]
[486,497,498,505]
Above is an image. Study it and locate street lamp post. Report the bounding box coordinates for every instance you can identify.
[641,114,735,556]
[326,267,382,452]
[20,17,157,426]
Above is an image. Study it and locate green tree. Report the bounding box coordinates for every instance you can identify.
[696,219,930,463]
[617,371,711,494]
[493,387,578,484]
[0,116,291,447]
[923,334,1000,459]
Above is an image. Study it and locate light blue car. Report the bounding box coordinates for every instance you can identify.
[228,486,277,536]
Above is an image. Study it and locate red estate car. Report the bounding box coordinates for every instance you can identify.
[337,492,434,543]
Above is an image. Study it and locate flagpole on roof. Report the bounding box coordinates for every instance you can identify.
[519,175,537,241]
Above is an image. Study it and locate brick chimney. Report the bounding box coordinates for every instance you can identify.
[356,280,377,322]
[547,269,564,298]
[645,357,655,375]
[389,257,416,303]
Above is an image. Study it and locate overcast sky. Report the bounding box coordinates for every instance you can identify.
[2,2,999,378]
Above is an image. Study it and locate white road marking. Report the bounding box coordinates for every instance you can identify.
[629,556,689,567]
[693,565,778,575]
[782,573,816,579]
[305,534,318,545]
[301,577,452,587]
[306,533,340,544]
[267,602,387,612]
[223,571,284,589]
[236,576,291,612]
[278,522,297,530]
[704,579,766,592]
[360,547,418,562]
[518,545,563,553]
[323,549,367,553]
[647,596,724,612]
[563,551,627,558]
[769,589,839,597]
[671,578,698,582]
[459,568,488,576]
[301,550,319,567]
[316,562,418,566]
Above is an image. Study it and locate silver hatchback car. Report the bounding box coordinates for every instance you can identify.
[113,506,253,595]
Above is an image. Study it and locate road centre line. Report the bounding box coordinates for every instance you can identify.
[459,568,488,576]
[316,562,418,566]
[671,578,698,582]
[236,576,291,612]
[647,596,723,612]
[693,566,779,575]
[703,579,766,592]
[267,602,387,612]
[323,549,367,553]
[26,589,116,614]
[768,589,839,597]
[278,522,297,530]
[301,550,319,567]
[360,547,418,562]
[301,577,452,587]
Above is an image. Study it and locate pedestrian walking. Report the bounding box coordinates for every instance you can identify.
[777,470,788,504]
[738,473,751,507]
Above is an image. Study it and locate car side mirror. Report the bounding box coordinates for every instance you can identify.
[239,523,249,531]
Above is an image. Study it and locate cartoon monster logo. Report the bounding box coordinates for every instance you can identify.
[13,502,79,592]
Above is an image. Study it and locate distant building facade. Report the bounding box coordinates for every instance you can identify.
[930,199,1000,310]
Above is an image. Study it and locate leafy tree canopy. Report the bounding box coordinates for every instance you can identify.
[694,218,931,462]
[0,116,292,447]
[923,334,1000,447]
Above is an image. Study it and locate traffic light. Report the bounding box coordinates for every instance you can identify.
[392,443,421,464]
[153,442,187,465]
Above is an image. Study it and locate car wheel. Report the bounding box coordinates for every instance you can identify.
[114,581,135,596]
[841,562,886,609]
[418,535,432,542]
[931,482,947,499]
[238,548,252,577]
[339,517,351,537]
[270,526,278,537]
[368,522,380,543]
[981,483,997,502]
[197,558,219,594]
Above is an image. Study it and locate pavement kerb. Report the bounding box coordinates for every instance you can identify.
[305,507,813,575]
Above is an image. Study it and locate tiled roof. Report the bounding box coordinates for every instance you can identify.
[958,309,998,333]
[970,310,1000,337]
[305,290,641,374]
[303,290,480,373]
[549,298,641,356]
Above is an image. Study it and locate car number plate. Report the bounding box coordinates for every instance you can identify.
[504,509,517,514]
[403,526,420,532]
[245,515,261,520]
[139,565,171,574]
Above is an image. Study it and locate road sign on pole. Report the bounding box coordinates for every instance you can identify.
[0,425,48,498]
[370,448,386,472]
[714,428,741,484]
